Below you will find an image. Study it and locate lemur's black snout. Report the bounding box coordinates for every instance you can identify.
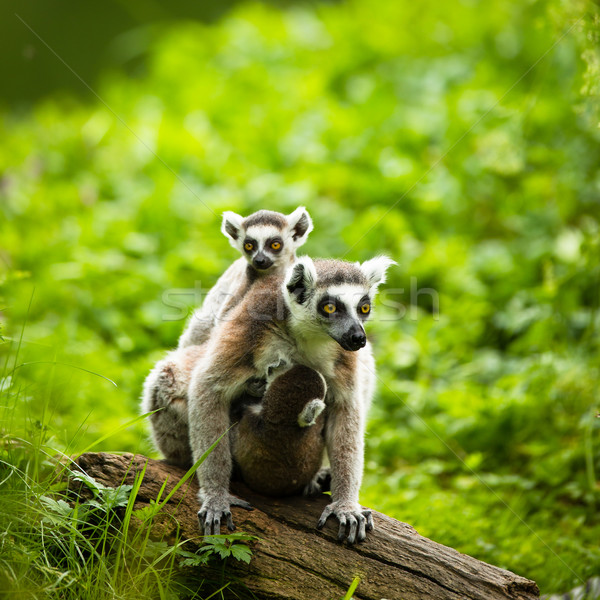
[253,253,273,270]
[341,324,367,351]
[351,331,367,349]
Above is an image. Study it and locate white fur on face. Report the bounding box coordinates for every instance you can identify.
[287,281,371,329]
[243,225,286,247]
[239,223,299,268]
[320,284,371,319]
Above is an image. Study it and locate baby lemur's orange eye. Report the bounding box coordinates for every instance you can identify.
[271,241,281,250]
[244,242,254,252]
[360,303,370,314]
[323,303,336,314]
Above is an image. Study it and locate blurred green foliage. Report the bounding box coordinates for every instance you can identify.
[1,0,599,594]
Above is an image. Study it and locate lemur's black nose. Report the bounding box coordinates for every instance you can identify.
[351,331,367,349]
[344,324,366,351]
[253,253,273,270]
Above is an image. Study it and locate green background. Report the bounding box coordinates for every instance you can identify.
[1,0,599,595]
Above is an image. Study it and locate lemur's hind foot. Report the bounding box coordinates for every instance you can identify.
[303,467,331,496]
[141,346,207,469]
[155,363,187,409]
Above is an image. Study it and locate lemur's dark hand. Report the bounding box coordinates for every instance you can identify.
[245,376,267,398]
[198,492,253,535]
[317,501,374,544]
[303,467,331,496]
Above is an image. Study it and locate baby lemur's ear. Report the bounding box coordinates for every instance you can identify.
[359,256,396,291]
[285,256,317,304]
[287,207,313,245]
[221,211,244,246]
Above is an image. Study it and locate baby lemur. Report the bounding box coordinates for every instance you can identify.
[178,207,313,348]
[188,256,394,544]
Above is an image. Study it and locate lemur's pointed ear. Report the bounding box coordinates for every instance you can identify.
[221,212,244,244]
[359,256,396,290]
[287,207,313,244]
[285,256,317,304]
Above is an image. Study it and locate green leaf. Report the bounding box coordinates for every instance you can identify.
[229,544,252,564]
[39,496,73,518]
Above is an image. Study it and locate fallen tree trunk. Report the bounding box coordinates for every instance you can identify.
[72,452,539,600]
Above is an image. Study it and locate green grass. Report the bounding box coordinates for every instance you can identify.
[1,0,600,595]
[0,338,254,598]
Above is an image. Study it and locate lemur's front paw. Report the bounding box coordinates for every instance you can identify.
[197,492,253,535]
[316,501,374,544]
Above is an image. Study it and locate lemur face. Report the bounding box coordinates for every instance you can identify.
[284,256,396,351]
[221,208,313,272]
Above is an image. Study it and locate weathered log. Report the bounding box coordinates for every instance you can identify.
[72,452,539,600]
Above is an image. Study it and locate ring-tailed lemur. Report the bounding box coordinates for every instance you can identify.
[230,364,327,497]
[178,207,313,348]
[188,255,395,543]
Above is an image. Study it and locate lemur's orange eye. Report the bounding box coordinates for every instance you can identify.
[244,242,254,252]
[323,303,336,314]
[360,303,370,314]
[271,241,281,250]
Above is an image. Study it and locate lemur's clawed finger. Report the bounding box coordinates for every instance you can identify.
[198,509,211,535]
[356,513,367,543]
[212,515,221,535]
[317,504,333,530]
[346,515,358,544]
[337,514,348,542]
[364,510,374,532]
[230,497,253,511]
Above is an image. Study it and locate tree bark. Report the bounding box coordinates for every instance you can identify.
[72,452,539,600]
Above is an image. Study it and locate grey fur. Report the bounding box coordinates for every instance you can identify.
[187,255,395,542]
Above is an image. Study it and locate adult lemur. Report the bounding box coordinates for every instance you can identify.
[142,207,313,461]
[189,256,394,544]
[178,207,313,348]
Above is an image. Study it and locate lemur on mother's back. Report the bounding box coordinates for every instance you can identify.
[188,255,394,544]
[142,208,313,467]
[178,207,313,348]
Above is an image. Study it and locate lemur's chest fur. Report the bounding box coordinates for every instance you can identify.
[253,324,356,401]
